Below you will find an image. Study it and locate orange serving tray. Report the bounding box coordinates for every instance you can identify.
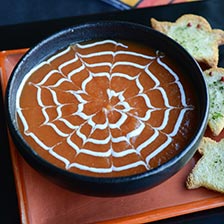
[1,49,224,224]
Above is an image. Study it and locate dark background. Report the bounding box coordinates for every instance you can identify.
[0,0,117,26]
[0,0,224,223]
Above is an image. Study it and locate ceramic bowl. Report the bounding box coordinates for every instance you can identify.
[5,21,209,196]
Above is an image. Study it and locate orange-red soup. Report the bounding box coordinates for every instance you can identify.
[17,39,198,177]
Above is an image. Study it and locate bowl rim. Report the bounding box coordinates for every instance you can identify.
[5,20,209,185]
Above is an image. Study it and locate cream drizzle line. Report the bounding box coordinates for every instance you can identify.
[76,50,156,60]
[17,39,193,173]
[68,161,148,173]
[157,57,188,107]
[76,39,128,49]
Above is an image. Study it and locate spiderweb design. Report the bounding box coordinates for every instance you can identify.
[17,40,195,177]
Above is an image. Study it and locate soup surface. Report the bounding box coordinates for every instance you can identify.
[17,39,198,177]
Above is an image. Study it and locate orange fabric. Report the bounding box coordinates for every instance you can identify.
[116,0,199,8]
[138,0,198,8]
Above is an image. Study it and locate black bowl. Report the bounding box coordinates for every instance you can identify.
[5,21,209,196]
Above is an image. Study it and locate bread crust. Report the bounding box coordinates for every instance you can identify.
[204,67,224,136]
[150,14,224,68]
[186,137,224,193]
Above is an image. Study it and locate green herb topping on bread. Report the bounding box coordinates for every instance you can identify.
[186,137,224,193]
[204,67,224,136]
[151,14,224,68]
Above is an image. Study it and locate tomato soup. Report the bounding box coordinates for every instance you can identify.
[16,39,198,177]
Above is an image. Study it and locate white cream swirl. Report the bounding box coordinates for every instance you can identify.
[16,39,194,175]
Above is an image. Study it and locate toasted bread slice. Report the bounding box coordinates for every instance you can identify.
[186,137,224,193]
[204,67,224,136]
[151,14,224,68]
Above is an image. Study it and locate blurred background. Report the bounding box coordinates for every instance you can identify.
[0,0,195,26]
[0,0,117,26]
